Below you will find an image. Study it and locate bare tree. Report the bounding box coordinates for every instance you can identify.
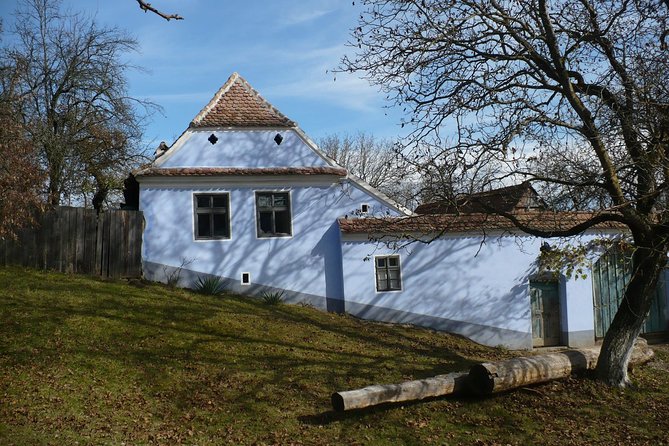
[342,0,669,387]
[319,132,419,209]
[3,0,154,211]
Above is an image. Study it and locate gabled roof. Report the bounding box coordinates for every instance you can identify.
[190,72,296,128]
[415,181,546,215]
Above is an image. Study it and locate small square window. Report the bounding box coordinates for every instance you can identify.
[375,255,402,292]
[241,272,251,285]
[360,204,369,214]
[194,193,230,240]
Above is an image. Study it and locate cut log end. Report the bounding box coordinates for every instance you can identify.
[467,364,495,395]
[331,392,346,412]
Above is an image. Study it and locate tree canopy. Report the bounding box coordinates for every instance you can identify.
[2,0,154,210]
[342,0,669,387]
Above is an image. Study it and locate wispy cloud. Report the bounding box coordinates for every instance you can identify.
[264,71,383,113]
[140,92,213,104]
[278,8,336,27]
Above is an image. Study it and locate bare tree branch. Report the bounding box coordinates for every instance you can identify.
[135,0,183,21]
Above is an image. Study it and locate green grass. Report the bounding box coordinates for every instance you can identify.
[1,267,668,445]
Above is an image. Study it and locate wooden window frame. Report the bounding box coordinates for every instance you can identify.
[375,255,402,292]
[255,191,292,238]
[193,193,231,240]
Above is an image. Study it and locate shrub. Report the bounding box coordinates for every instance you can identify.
[261,290,284,305]
[194,275,226,296]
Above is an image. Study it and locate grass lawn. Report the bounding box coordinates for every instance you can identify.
[1,267,668,445]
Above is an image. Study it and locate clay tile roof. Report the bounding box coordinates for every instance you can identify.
[190,73,296,128]
[415,182,546,215]
[134,166,347,178]
[338,212,626,235]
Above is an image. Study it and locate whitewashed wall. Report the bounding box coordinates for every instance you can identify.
[157,129,330,168]
[340,232,606,349]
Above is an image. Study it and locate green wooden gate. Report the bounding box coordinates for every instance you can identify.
[592,249,667,338]
[530,280,561,347]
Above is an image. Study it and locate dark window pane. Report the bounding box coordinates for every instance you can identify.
[274,210,291,235]
[257,195,272,208]
[196,195,210,208]
[212,213,228,237]
[258,211,273,235]
[197,214,211,237]
[212,195,228,208]
[273,194,288,207]
[375,256,402,291]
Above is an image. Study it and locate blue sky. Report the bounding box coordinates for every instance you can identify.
[0,0,406,150]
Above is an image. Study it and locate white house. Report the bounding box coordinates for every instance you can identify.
[136,73,668,350]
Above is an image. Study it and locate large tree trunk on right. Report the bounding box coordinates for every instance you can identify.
[596,242,667,387]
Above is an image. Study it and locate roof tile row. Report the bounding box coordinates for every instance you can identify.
[338,212,626,235]
[135,166,348,178]
[190,73,295,128]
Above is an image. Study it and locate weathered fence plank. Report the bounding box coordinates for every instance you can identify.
[0,206,143,278]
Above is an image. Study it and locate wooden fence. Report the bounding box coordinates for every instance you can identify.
[0,206,144,278]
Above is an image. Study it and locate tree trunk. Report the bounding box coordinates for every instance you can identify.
[596,242,667,387]
[47,178,60,206]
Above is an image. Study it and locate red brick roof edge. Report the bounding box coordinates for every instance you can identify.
[338,212,626,234]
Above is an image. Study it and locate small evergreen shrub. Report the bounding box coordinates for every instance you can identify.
[193,276,226,296]
[261,290,284,305]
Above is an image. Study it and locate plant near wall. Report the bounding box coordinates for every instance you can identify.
[193,276,226,296]
[261,291,284,305]
[163,257,193,288]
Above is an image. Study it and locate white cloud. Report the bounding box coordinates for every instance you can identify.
[278,8,336,27]
[264,71,383,113]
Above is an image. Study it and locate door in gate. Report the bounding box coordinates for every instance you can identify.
[592,248,667,338]
[530,280,561,347]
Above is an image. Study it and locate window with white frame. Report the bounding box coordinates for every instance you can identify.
[194,193,230,239]
[256,191,292,237]
[375,255,402,291]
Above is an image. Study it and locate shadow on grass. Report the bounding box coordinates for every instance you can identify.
[0,267,508,431]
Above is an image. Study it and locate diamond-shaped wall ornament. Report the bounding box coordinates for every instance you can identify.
[274,133,283,145]
[208,133,219,145]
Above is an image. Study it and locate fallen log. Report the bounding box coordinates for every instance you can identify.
[331,339,655,411]
[468,348,600,395]
[331,372,469,412]
[469,339,654,395]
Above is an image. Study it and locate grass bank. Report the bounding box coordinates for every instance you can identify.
[0,267,667,445]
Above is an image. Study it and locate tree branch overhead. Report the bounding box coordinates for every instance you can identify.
[136,0,184,21]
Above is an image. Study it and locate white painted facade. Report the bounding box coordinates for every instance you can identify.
[137,75,667,350]
[339,232,612,349]
[139,128,404,311]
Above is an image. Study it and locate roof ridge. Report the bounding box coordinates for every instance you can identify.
[190,73,295,128]
[191,72,240,126]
